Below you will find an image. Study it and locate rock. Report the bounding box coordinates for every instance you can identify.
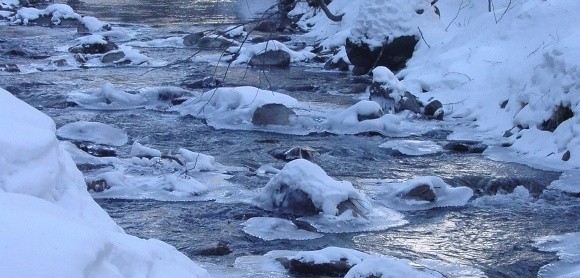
[540,104,574,132]
[346,35,418,74]
[101,50,125,63]
[74,142,117,157]
[252,103,296,126]
[74,53,87,63]
[182,76,222,89]
[562,150,571,161]
[51,59,68,67]
[324,57,349,71]
[182,32,204,46]
[76,23,91,34]
[268,146,319,161]
[424,100,444,120]
[86,179,110,192]
[196,36,235,49]
[171,98,188,105]
[30,14,53,27]
[69,40,118,54]
[5,49,27,56]
[357,107,383,122]
[401,184,436,202]
[1,64,20,72]
[249,35,291,43]
[369,83,422,114]
[248,50,291,68]
[443,141,488,153]
[277,257,352,277]
[253,20,278,32]
[196,242,232,256]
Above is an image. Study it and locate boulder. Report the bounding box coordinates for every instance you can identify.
[248,50,291,68]
[346,35,418,75]
[5,48,27,56]
[424,100,444,120]
[74,142,117,157]
[30,14,53,27]
[324,57,349,71]
[101,50,125,63]
[249,35,291,44]
[443,141,488,154]
[252,103,296,126]
[196,242,232,256]
[69,40,118,54]
[51,59,68,67]
[182,76,222,89]
[401,184,436,202]
[196,36,235,49]
[182,32,204,46]
[268,146,319,161]
[253,20,278,32]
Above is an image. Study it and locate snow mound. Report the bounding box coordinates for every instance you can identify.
[534,232,580,278]
[379,139,442,156]
[178,147,216,171]
[242,217,322,241]
[0,88,209,277]
[130,141,162,157]
[80,16,110,32]
[175,86,300,126]
[57,121,128,146]
[11,4,80,25]
[324,100,401,135]
[228,40,315,64]
[548,170,580,194]
[367,176,473,211]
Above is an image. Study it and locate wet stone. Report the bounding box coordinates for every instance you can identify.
[86,179,110,192]
[196,242,232,256]
[101,50,125,63]
[74,142,117,157]
[183,32,204,46]
[248,50,291,68]
[251,103,295,126]
[401,184,437,202]
[277,257,352,277]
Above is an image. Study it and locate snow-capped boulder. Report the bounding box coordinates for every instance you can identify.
[347,35,418,75]
[251,103,296,126]
[11,4,81,26]
[256,159,373,217]
[177,148,216,171]
[69,34,118,54]
[268,146,318,161]
[228,40,315,65]
[248,49,291,67]
[324,100,401,135]
[369,66,422,114]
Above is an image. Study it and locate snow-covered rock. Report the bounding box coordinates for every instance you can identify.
[534,232,580,278]
[0,87,210,277]
[130,141,162,158]
[228,40,315,65]
[242,217,322,241]
[178,148,216,171]
[10,4,81,25]
[57,121,128,146]
[379,139,442,156]
[323,100,401,135]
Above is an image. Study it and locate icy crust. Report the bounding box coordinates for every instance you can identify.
[255,159,407,233]
[534,232,580,278]
[11,4,80,25]
[57,121,128,146]
[379,139,442,156]
[0,194,210,278]
[366,176,473,211]
[548,170,580,194]
[241,217,322,241]
[228,40,315,64]
[0,88,210,277]
[234,247,484,278]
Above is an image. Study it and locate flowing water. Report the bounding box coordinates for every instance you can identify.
[1,1,578,277]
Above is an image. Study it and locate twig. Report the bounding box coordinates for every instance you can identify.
[417,27,430,48]
[445,0,470,31]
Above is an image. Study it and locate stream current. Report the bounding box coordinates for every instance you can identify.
[1,1,579,277]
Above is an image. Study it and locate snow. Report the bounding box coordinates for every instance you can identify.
[365,176,473,211]
[379,139,442,156]
[57,121,128,146]
[223,25,246,38]
[548,170,580,194]
[80,16,110,32]
[471,186,533,207]
[130,141,162,157]
[0,88,210,277]
[178,147,216,172]
[534,232,580,278]
[242,217,322,241]
[228,40,315,64]
[323,100,401,135]
[345,257,435,278]
[11,4,81,25]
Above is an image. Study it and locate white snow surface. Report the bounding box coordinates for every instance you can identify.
[11,4,80,25]
[80,16,110,32]
[228,40,315,64]
[379,139,442,156]
[130,141,162,157]
[548,170,580,194]
[0,88,210,277]
[534,232,580,278]
[323,100,401,135]
[365,176,473,211]
[242,217,322,241]
[57,121,128,146]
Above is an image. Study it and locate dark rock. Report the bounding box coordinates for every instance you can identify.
[249,35,292,43]
[291,219,318,232]
[449,176,546,198]
[58,18,80,28]
[248,50,291,68]
[401,184,437,202]
[171,98,188,106]
[424,100,444,120]
[444,141,488,153]
[69,40,118,54]
[74,53,87,63]
[501,142,512,147]
[5,49,27,56]
[252,103,296,126]
[346,35,418,74]
[183,32,204,46]
[51,59,68,67]
[197,242,232,256]
[86,179,110,192]
[357,107,383,122]
[101,50,125,63]
[562,150,571,161]
[182,76,222,89]
[196,36,235,49]
[352,66,370,76]
[269,146,319,161]
[74,142,117,157]
[279,257,352,277]
[30,14,53,27]
[76,23,91,34]
[254,20,278,32]
[1,64,20,72]
[500,99,509,109]
[503,130,513,138]
[369,82,422,114]
[324,57,349,71]
[540,104,573,132]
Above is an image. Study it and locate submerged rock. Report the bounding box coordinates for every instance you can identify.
[424,100,444,120]
[196,36,235,49]
[182,76,222,89]
[86,179,110,192]
[196,242,232,256]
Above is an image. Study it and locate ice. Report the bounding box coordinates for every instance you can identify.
[57,121,128,146]
[298,206,407,233]
[534,232,580,278]
[379,139,442,156]
[548,170,580,194]
[323,100,401,135]
[130,141,162,157]
[242,217,322,241]
[345,257,438,278]
[471,186,534,207]
[365,176,473,211]
[178,147,216,171]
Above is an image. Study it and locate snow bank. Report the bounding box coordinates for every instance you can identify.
[0,88,210,277]
[242,217,322,241]
[57,121,128,146]
[323,100,401,135]
[534,232,580,278]
[11,4,80,25]
[367,176,473,211]
[228,40,315,64]
[379,139,442,156]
